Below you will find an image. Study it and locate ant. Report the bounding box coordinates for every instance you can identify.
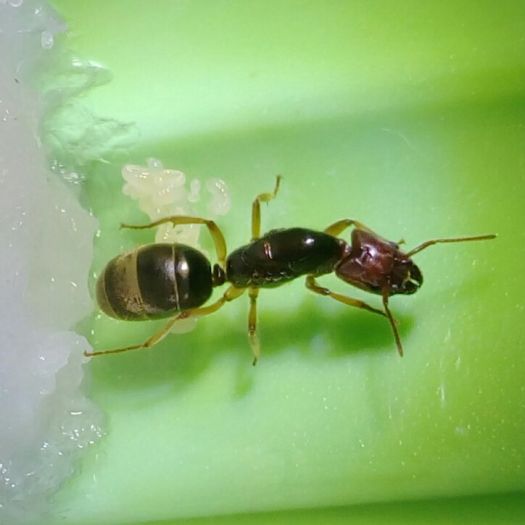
[86,177,495,363]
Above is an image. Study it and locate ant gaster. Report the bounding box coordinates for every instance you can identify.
[86,177,495,363]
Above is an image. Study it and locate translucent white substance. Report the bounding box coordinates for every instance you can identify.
[122,159,231,333]
[122,158,231,246]
[0,2,103,523]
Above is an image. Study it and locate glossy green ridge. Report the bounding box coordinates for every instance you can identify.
[48,1,525,524]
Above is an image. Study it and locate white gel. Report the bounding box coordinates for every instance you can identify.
[0,2,103,523]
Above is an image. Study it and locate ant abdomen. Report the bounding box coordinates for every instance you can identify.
[96,243,213,321]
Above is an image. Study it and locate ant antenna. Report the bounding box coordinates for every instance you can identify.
[405,234,496,258]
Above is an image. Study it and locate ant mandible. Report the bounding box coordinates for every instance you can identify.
[85,177,495,363]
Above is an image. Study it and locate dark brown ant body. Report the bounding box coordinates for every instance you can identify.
[86,177,495,362]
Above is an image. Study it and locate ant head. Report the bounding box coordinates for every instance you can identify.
[335,229,423,296]
[389,256,423,295]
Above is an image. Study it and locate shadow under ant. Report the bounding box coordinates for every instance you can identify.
[81,296,414,401]
[80,264,497,403]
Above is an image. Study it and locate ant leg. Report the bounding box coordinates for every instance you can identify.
[323,219,377,237]
[121,216,227,267]
[306,276,404,357]
[252,175,282,240]
[248,287,261,365]
[84,316,185,357]
[325,220,409,248]
[84,286,245,357]
[182,285,245,317]
[381,290,404,357]
[405,234,497,257]
[305,276,386,317]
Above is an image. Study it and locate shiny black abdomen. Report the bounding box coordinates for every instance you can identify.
[97,243,212,320]
[226,228,345,288]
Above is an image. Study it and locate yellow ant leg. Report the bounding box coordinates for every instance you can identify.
[84,286,245,357]
[305,275,386,317]
[121,216,227,268]
[323,218,377,237]
[306,276,404,355]
[381,289,404,357]
[248,287,261,365]
[246,175,281,362]
[251,175,282,240]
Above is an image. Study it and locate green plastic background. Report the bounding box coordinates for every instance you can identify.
[47,1,524,524]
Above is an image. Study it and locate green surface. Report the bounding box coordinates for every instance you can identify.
[48,1,525,524]
[140,493,525,525]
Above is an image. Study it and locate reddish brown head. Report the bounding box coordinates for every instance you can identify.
[332,225,494,357]
[335,229,423,297]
